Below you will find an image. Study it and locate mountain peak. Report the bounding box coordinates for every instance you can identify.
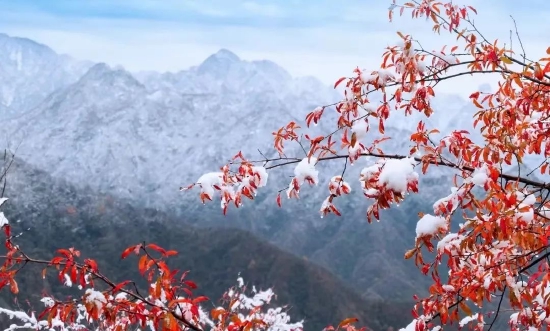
[0,33,56,55]
[197,49,241,75]
[213,48,240,61]
[77,62,143,89]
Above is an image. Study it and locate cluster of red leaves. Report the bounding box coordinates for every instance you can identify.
[0,223,313,331]
[182,151,270,214]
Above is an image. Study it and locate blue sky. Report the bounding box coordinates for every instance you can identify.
[1,0,550,95]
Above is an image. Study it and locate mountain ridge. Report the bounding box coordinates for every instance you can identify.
[0,32,496,306]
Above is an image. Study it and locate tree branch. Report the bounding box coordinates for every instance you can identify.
[264,153,550,190]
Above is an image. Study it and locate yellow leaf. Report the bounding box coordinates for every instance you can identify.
[350,132,357,148]
[500,56,512,64]
[546,46,550,55]
[404,248,417,260]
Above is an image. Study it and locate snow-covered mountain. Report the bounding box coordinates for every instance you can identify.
[3,43,342,203]
[0,33,92,122]
[0,32,503,300]
[0,31,482,240]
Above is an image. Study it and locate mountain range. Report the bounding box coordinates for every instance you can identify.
[0,31,521,328]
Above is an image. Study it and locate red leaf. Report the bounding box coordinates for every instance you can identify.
[193,296,209,304]
[85,258,98,272]
[330,205,342,216]
[57,249,71,258]
[146,243,167,255]
[334,77,346,89]
[184,280,198,289]
[79,270,86,288]
[276,193,282,208]
[3,224,10,237]
[121,246,136,260]
[112,280,131,294]
[70,265,77,283]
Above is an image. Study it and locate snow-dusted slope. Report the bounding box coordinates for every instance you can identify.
[0,33,92,121]
[0,32,499,212]
[2,44,342,206]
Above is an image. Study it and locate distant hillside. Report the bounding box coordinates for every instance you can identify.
[0,157,413,331]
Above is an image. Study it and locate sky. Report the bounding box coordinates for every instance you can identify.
[1,0,550,96]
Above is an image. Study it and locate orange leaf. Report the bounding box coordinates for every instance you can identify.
[338,317,359,328]
[138,255,148,275]
[165,250,178,257]
[9,278,18,294]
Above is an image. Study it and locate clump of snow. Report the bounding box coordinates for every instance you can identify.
[442,284,455,292]
[293,157,318,185]
[467,165,489,187]
[328,176,351,196]
[351,118,369,139]
[195,165,269,209]
[84,289,107,311]
[437,233,464,253]
[399,316,430,331]
[360,69,396,86]
[513,190,539,224]
[0,212,8,227]
[197,172,224,200]
[433,187,466,215]
[517,190,537,206]
[0,197,9,227]
[287,157,319,198]
[225,277,304,331]
[433,51,459,68]
[360,162,382,181]
[459,313,479,327]
[378,158,418,193]
[63,274,72,287]
[40,297,55,308]
[416,214,447,238]
[251,166,268,187]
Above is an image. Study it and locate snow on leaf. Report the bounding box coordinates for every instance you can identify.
[416,214,447,238]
